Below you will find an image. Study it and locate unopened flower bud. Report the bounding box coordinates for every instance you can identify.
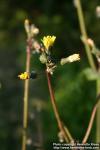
[61,54,80,65]
[87,38,94,47]
[26,138,32,145]
[24,19,30,34]
[58,131,64,143]
[33,41,41,50]
[39,53,47,64]
[96,6,100,18]
[31,24,39,35]
[73,0,78,8]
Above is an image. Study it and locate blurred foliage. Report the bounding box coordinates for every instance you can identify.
[0,0,100,150]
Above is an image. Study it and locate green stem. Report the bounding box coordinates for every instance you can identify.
[76,0,100,143]
[96,78,100,142]
[76,0,96,71]
[22,43,31,150]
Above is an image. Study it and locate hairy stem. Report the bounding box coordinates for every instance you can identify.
[22,42,31,150]
[75,0,96,71]
[46,71,73,143]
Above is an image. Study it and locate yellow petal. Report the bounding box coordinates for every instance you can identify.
[42,35,56,50]
[18,72,30,80]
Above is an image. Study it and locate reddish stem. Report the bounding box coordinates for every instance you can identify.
[46,71,72,142]
[82,100,99,143]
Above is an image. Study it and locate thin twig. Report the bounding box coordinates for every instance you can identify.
[46,71,74,143]
[22,40,31,150]
[96,78,100,142]
[75,0,96,71]
[82,99,99,143]
[64,126,74,142]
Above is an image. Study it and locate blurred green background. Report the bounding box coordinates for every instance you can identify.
[0,0,100,149]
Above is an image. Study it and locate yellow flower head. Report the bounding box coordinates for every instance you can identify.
[42,36,56,50]
[18,72,30,80]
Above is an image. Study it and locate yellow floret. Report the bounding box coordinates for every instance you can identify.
[42,36,56,50]
[18,72,30,80]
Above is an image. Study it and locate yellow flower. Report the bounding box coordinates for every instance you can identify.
[61,54,80,65]
[18,72,30,80]
[42,36,56,50]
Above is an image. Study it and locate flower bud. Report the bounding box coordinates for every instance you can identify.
[61,54,80,65]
